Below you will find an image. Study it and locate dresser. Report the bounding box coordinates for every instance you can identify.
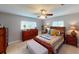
[22,29,38,41]
[65,34,77,47]
[0,27,8,53]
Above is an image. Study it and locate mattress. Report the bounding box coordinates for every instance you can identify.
[27,39,48,54]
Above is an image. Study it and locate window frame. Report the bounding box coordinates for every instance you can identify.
[21,21,37,30]
[52,21,64,27]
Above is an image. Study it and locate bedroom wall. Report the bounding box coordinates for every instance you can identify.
[44,13,79,30]
[0,12,42,44]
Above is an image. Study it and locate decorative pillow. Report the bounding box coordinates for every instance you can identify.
[48,29,52,34]
[49,29,54,34]
[47,28,50,34]
[50,29,60,36]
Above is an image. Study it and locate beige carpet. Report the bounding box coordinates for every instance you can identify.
[59,44,79,54]
[6,41,79,54]
[6,41,30,54]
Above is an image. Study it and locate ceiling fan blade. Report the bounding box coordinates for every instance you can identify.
[46,14,53,16]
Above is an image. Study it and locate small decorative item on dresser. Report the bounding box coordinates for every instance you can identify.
[71,30,77,37]
[0,24,3,28]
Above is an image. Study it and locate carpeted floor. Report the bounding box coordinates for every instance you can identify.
[6,41,30,54]
[58,44,79,54]
[6,41,79,54]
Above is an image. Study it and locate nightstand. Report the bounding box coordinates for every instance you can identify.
[65,34,77,47]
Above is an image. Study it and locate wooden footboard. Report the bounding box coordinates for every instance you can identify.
[34,38,54,54]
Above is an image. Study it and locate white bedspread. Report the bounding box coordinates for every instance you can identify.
[27,39,48,54]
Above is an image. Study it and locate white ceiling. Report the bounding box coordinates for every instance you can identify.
[0,4,79,19]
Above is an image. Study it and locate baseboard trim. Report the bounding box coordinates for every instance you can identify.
[8,40,21,45]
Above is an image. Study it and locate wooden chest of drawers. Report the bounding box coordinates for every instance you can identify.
[65,35,77,47]
[22,29,38,41]
[0,27,8,53]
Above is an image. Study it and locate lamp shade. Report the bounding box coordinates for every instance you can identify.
[70,25,77,31]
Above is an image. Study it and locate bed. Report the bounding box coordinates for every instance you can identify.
[34,27,65,53]
[36,34,64,53]
[26,27,65,54]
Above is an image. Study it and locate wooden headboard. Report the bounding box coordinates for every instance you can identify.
[50,26,65,36]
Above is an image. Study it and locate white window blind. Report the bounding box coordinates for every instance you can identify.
[21,21,37,30]
[52,21,64,27]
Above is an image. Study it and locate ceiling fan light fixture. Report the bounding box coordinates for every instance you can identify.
[41,9,47,15]
[38,15,47,19]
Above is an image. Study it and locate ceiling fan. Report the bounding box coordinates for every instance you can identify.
[38,9,53,19]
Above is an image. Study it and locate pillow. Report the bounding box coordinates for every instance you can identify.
[46,28,50,34]
[49,29,54,34]
[50,29,60,36]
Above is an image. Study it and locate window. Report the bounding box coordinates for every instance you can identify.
[52,21,64,27]
[21,21,37,30]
